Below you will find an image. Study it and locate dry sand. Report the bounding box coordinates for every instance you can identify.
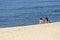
[0,22,60,40]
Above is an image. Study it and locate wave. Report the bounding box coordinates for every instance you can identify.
[0,4,60,13]
[12,1,60,3]
[52,9,60,12]
[0,5,60,10]
[11,5,60,10]
[2,1,60,3]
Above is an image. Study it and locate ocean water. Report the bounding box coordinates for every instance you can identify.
[0,0,60,28]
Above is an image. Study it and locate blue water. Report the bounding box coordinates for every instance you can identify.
[0,0,60,28]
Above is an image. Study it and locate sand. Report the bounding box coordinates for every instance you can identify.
[0,22,60,40]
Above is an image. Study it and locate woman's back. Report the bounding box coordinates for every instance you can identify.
[39,18,44,24]
[45,17,50,23]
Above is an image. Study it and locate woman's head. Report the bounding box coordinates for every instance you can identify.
[45,17,48,21]
[40,18,43,20]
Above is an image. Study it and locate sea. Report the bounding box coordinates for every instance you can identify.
[0,0,60,28]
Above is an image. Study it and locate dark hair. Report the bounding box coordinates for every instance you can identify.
[40,18,43,20]
[46,17,48,21]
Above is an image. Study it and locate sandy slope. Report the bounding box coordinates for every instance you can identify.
[0,22,60,40]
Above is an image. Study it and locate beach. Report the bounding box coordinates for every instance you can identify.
[0,22,60,40]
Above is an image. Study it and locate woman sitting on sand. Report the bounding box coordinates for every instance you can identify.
[45,17,50,23]
[39,18,44,24]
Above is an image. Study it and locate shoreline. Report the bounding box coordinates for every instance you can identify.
[0,22,59,29]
